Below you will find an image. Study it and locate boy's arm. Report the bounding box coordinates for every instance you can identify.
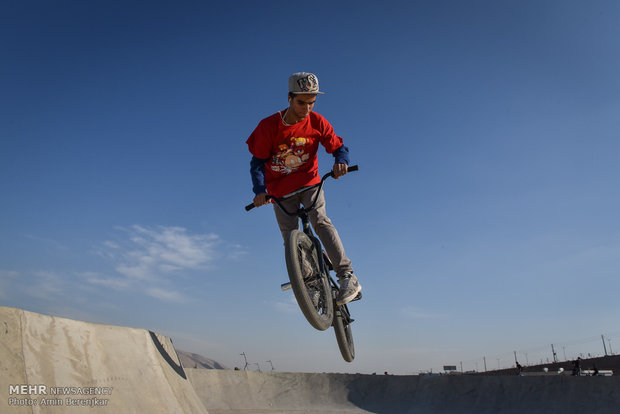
[332,145,350,165]
[250,156,268,195]
[332,145,350,178]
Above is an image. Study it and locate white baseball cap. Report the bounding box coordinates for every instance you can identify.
[288,72,325,94]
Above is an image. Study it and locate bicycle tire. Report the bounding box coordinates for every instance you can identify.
[285,230,334,331]
[333,305,355,362]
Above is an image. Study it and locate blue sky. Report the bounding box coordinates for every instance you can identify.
[2,0,620,374]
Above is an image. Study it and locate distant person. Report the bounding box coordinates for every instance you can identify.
[572,357,582,376]
[516,361,523,376]
[246,72,362,305]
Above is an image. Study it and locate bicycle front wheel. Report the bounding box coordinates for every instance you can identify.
[333,304,355,362]
[285,230,333,331]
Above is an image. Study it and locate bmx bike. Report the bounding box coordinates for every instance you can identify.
[245,165,359,362]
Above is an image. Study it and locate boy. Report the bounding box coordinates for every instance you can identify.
[246,72,361,305]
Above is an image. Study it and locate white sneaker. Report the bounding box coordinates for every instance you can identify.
[336,273,362,306]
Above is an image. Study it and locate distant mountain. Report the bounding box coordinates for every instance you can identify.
[177,349,229,370]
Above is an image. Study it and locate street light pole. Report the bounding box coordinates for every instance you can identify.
[240,352,249,371]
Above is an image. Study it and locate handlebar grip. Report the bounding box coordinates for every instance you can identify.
[245,195,274,211]
[325,164,359,179]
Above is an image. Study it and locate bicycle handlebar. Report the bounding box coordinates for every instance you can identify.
[245,165,358,211]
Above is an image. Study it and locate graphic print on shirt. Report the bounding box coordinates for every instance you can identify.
[270,137,312,175]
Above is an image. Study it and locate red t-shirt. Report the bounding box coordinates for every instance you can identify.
[246,110,344,198]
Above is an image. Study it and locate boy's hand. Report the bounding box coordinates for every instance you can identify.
[253,193,269,207]
[333,163,348,179]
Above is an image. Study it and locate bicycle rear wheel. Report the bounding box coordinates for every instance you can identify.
[285,230,333,331]
[333,304,355,362]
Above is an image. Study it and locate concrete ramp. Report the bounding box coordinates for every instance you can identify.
[0,306,208,414]
[187,369,620,414]
[186,369,368,413]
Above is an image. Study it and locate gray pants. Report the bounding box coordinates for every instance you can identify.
[273,187,353,279]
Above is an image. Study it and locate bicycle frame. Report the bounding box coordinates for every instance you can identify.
[267,166,358,286]
[246,165,358,360]
[272,185,327,274]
